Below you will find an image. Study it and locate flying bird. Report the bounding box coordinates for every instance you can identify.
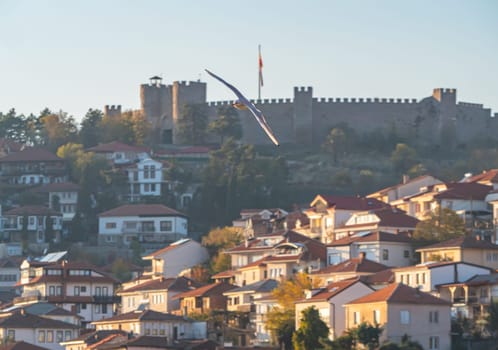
[205,69,280,146]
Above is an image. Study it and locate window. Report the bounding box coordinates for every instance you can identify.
[49,286,55,296]
[404,250,410,258]
[142,221,155,232]
[373,310,380,324]
[416,274,419,284]
[29,217,35,225]
[65,331,72,341]
[38,330,45,343]
[151,183,156,192]
[422,273,426,284]
[400,310,410,324]
[430,311,439,323]
[56,286,62,296]
[95,304,101,313]
[103,287,108,296]
[47,331,53,343]
[105,222,117,229]
[7,330,15,341]
[56,331,63,342]
[160,221,172,231]
[150,165,156,179]
[353,311,360,325]
[81,286,87,293]
[144,165,150,179]
[74,286,80,296]
[429,336,439,349]
[102,304,108,314]
[382,249,389,261]
[95,287,101,296]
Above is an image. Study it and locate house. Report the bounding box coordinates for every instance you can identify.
[0,148,67,185]
[304,195,389,243]
[400,182,492,222]
[125,158,170,202]
[0,138,23,158]
[368,175,443,205]
[15,260,119,327]
[252,295,278,345]
[0,341,51,350]
[310,253,389,286]
[1,205,63,253]
[2,302,82,327]
[31,183,79,224]
[118,276,201,314]
[437,273,498,320]
[141,239,209,279]
[0,257,21,290]
[98,204,188,249]
[60,329,128,350]
[392,261,493,294]
[416,236,498,270]
[345,283,452,350]
[86,141,150,165]
[0,309,80,350]
[173,282,237,316]
[295,278,374,340]
[461,169,498,190]
[232,208,289,238]
[327,231,414,267]
[333,207,419,240]
[224,279,278,313]
[91,309,207,341]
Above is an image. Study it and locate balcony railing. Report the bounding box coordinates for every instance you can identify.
[93,295,121,304]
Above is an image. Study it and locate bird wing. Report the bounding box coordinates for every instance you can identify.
[205,69,280,146]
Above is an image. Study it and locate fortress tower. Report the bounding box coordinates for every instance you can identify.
[103,105,122,118]
[432,88,457,146]
[293,87,313,145]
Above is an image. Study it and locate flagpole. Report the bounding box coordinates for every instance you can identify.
[258,44,262,101]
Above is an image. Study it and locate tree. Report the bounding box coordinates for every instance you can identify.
[323,127,346,165]
[208,105,242,143]
[202,226,242,275]
[293,306,330,350]
[413,207,466,242]
[40,111,78,151]
[391,143,418,174]
[0,109,28,142]
[79,108,103,147]
[352,322,383,350]
[177,103,208,144]
[485,300,498,337]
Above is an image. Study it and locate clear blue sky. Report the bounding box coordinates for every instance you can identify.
[1,0,497,123]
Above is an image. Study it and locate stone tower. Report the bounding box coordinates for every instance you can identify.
[293,87,313,145]
[432,88,457,145]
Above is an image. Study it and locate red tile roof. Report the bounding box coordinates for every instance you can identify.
[0,341,50,350]
[371,208,419,227]
[211,270,236,279]
[434,182,492,200]
[92,309,188,324]
[143,239,197,258]
[417,236,498,251]
[328,231,412,247]
[462,170,498,184]
[86,141,150,153]
[370,175,439,196]
[314,195,389,211]
[4,205,61,216]
[296,278,368,302]
[361,268,395,285]
[173,282,237,299]
[98,204,185,217]
[0,310,80,329]
[0,148,62,162]
[0,138,23,153]
[312,257,389,275]
[346,283,451,305]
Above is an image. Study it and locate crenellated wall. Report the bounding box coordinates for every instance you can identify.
[136,79,496,146]
[104,105,122,118]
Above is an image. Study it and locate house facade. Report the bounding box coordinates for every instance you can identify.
[97,204,188,248]
[173,282,237,316]
[86,141,150,165]
[125,158,168,202]
[345,283,452,350]
[31,183,79,224]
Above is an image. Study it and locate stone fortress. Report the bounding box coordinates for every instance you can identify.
[105,76,497,147]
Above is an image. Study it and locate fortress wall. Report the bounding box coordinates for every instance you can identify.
[172,81,207,144]
[455,104,494,141]
[140,84,173,132]
[312,99,420,143]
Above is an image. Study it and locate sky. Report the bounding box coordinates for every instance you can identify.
[1,0,497,123]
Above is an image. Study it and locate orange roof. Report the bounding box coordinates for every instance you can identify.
[346,283,451,305]
[86,141,150,153]
[99,204,185,217]
[0,147,62,162]
[173,282,237,299]
[311,257,389,275]
[296,278,369,303]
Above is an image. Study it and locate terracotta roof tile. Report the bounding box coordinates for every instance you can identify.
[462,170,498,184]
[31,182,80,193]
[119,276,201,294]
[0,148,62,162]
[86,141,150,153]
[417,236,498,251]
[0,311,79,329]
[173,282,237,299]
[311,257,389,275]
[296,278,367,302]
[328,231,412,247]
[92,309,187,324]
[347,283,451,305]
[143,239,197,258]
[0,341,50,350]
[434,182,492,200]
[98,204,185,217]
[4,205,61,216]
[314,195,389,211]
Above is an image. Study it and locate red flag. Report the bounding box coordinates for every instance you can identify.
[259,48,264,87]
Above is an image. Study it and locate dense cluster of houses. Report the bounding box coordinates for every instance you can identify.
[2,139,498,349]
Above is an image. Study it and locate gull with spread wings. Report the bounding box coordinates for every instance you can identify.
[205,69,280,146]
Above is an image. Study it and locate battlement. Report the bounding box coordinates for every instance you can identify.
[314,97,418,104]
[458,101,484,108]
[294,86,313,93]
[494,113,498,118]
[174,80,205,87]
[141,83,168,89]
[207,98,293,107]
[104,105,122,115]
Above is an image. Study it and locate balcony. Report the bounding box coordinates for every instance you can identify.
[236,304,256,313]
[93,295,121,304]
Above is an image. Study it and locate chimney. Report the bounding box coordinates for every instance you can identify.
[20,308,26,316]
[402,175,410,184]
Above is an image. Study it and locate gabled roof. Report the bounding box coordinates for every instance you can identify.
[0,310,80,329]
[31,182,80,193]
[462,170,498,184]
[370,208,419,227]
[4,205,61,216]
[438,273,498,288]
[311,195,388,211]
[361,268,396,286]
[369,175,440,196]
[0,341,50,350]
[61,329,128,345]
[143,239,198,259]
[86,141,150,153]
[98,204,185,217]
[173,282,237,299]
[392,260,494,272]
[224,279,278,295]
[296,278,369,303]
[311,257,389,275]
[0,138,23,153]
[346,283,451,305]
[0,147,62,162]
[92,309,188,324]
[434,182,492,200]
[328,231,412,247]
[119,276,201,294]
[416,236,498,251]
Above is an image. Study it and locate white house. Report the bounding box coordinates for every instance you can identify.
[86,141,150,165]
[31,183,79,223]
[142,239,209,279]
[98,204,188,248]
[125,158,168,201]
